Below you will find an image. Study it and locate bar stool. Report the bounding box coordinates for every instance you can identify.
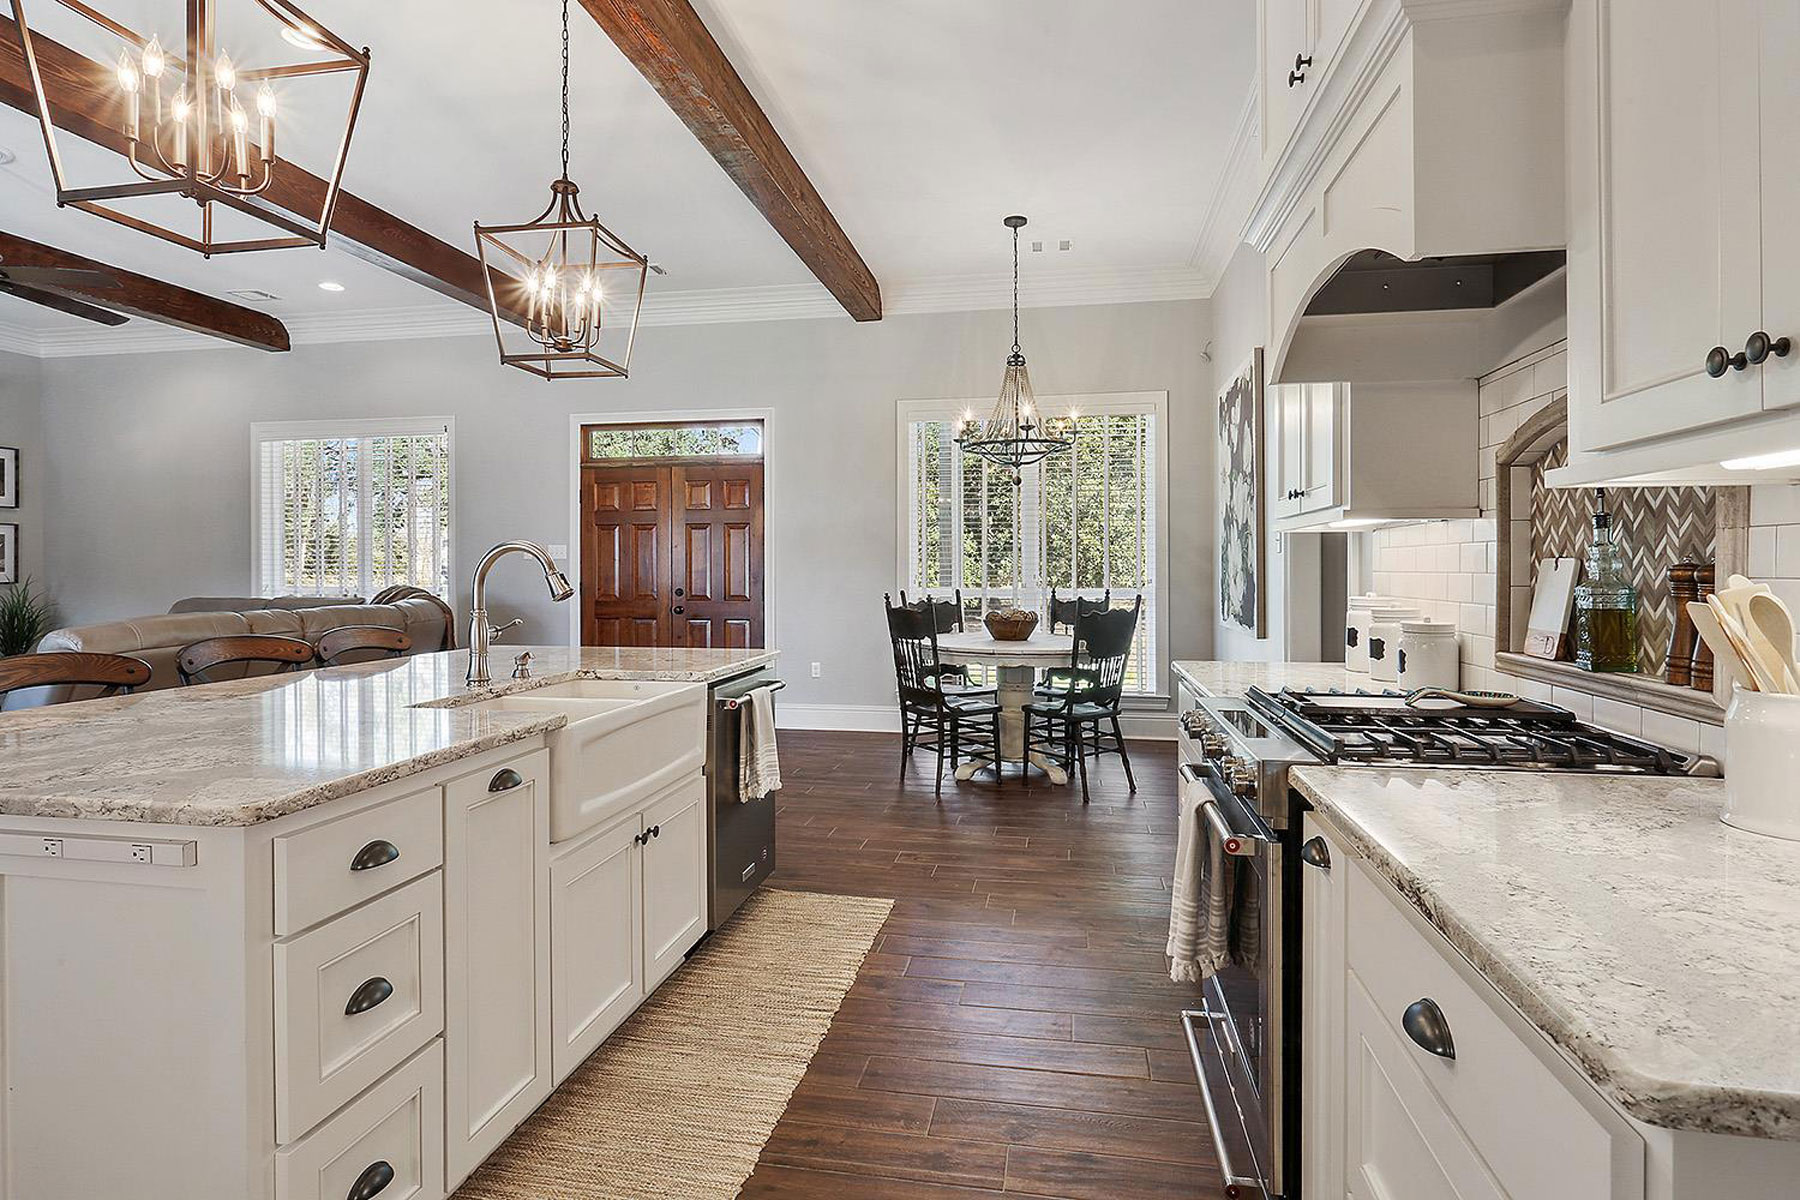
[0,651,153,708]
[176,635,317,686]
[316,626,412,667]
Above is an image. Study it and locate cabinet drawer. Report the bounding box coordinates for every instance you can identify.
[276,873,446,1143]
[1345,863,1637,1199]
[275,784,443,936]
[277,1040,445,1200]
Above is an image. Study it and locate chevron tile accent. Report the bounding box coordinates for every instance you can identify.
[1531,441,1716,674]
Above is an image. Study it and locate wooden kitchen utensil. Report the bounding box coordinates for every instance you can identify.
[1746,592,1800,694]
[1689,601,1755,693]
[1708,594,1780,692]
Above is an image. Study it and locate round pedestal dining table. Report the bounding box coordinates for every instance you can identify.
[935,630,1076,784]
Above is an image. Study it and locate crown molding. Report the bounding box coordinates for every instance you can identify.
[0,263,1216,358]
[1187,85,1259,282]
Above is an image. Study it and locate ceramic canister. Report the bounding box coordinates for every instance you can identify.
[1721,686,1800,841]
[1344,594,1389,674]
[1396,619,1460,691]
[1366,605,1422,683]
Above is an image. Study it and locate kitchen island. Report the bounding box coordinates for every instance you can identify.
[0,645,774,1200]
[1293,765,1800,1197]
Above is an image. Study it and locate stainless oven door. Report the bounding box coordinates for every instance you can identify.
[1178,761,1283,1199]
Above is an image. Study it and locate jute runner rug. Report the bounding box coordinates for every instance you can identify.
[454,888,892,1200]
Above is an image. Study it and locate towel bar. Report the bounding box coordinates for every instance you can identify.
[720,679,785,710]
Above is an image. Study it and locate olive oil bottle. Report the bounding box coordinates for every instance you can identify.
[1573,489,1639,673]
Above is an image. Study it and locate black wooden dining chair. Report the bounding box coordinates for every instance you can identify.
[900,589,993,693]
[886,595,1001,799]
[1024,596,1142,803]
[1038,588,1114,698]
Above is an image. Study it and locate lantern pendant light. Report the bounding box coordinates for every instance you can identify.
[10,0,369,254]
[473,0,649,380]
[955,215,1072,483]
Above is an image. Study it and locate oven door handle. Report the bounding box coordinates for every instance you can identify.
[1181,762,1275,857]
[1182,1005,1268,1198]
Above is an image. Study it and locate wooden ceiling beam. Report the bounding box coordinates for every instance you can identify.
[0,229,292,350]
[577,0,881,321]
[0,16,506,318]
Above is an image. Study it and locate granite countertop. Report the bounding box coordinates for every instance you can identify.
[0,646,775,829]
[1293,765,1800,1140]
[1171,659,1361,699]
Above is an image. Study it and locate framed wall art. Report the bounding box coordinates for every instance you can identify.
[1219,348,1267,635]
[0,523,16,584]
[0,446,16,509]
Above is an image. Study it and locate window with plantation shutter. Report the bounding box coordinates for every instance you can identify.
[900,393,1164,694]
[252,418,454,601]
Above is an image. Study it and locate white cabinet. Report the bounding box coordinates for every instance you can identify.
[641,776,707,989]
[1259,0,1363,172]
[1272,380,1476,530]
[1299,816,1346,1199]
[548,773,707,1082]
[1566,0,1800,457]
[443,750,552,1187]
[550,811,643,1082]
[1303,810,1645,1200]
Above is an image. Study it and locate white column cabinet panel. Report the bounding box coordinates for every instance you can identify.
[1274,383,1310,521]
[1302,384,1341,515]
[550,812,645,1083]
[443,751,552,1188]
[641,775,707,989]
[1300,816,1346,1199]
[1760,0,1800,413]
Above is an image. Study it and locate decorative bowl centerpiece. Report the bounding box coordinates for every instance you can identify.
[983,608,1040,642]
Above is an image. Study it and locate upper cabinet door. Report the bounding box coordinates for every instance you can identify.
[1273,383,1308,520]
[1262,0,1311,168]
[1570,0,1763,450]
[1760,0,1800,412]
[1301,384,1341,515]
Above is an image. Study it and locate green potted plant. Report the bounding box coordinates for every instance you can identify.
[0,578,56,658]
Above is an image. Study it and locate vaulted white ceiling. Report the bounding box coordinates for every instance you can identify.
[0,0,1253,349]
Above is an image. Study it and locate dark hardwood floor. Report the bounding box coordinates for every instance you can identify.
[739,730,1224,1199]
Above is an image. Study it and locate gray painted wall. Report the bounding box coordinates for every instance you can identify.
[0,350,45,595]
[38,299,1214,711]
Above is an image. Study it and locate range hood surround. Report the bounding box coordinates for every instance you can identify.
[1250,0,1567,385]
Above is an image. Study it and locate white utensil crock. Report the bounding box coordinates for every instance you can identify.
[1722,686,1800,841]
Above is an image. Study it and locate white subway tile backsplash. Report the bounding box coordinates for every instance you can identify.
[1641,709,1703,757]
[1459,542,1486,573]
[1532,351,1568,396]
[1752,484,1800,527]
[1552,687,1595,721]
[1699,720,1726,763]
[1776,524,1800,579]
[1591,696,1643,737]
[1752,525,1780,578]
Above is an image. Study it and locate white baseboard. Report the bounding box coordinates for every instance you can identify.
[775,703,1175,741]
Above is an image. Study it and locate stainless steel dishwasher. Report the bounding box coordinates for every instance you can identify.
[706,667,783,929]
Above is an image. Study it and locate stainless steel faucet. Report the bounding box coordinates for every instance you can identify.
[466,541,575,687]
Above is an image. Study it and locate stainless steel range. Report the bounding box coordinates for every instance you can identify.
[1177,685,1715,1200]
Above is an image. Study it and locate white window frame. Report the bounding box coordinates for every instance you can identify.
[894,390,1169,698]
[249,416,456,601]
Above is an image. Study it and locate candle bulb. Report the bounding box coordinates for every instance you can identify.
[170,89,190,168]
[256,85,276,163]
[116,52,141,140]
[228,97,248,179]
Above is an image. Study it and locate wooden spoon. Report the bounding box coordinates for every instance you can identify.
[1689,600,1758,693]
[1746,592,1800,694]
[1709,594,1781,692]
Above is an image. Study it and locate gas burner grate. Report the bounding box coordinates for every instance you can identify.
[1245,686,1690,775]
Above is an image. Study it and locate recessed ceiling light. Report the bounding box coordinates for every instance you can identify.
[228,288,281,302]
[0,147,16,167]
[317,280,345,292]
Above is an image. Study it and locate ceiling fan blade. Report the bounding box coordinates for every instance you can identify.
[0,282,131,326]
[0,265,121,289]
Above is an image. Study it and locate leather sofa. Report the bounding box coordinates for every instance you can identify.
[10,595,455,710]
[167,595,365,613]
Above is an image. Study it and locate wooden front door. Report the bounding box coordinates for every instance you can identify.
[581,461,764,648]
[671,463,764,648]
[582,466,673,646]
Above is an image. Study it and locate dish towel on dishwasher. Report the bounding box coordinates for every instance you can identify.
[1167,781,1237,983]
[738,685,783,801]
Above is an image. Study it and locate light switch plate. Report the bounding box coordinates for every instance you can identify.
[547,544,569,560]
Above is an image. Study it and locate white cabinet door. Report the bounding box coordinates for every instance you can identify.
[1345,973,1507,1200]
[1760,0,1800,413]
[1315,0,1359,78]
[1262,0,1310,168]
[1573,0,1763,449]
[1300,817,1347,1200]
[1274,383,1308,520]
[550,813,644,1083]
[1301,383,1341,515]
[443,752,551,1187]
[641,776,707,989]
